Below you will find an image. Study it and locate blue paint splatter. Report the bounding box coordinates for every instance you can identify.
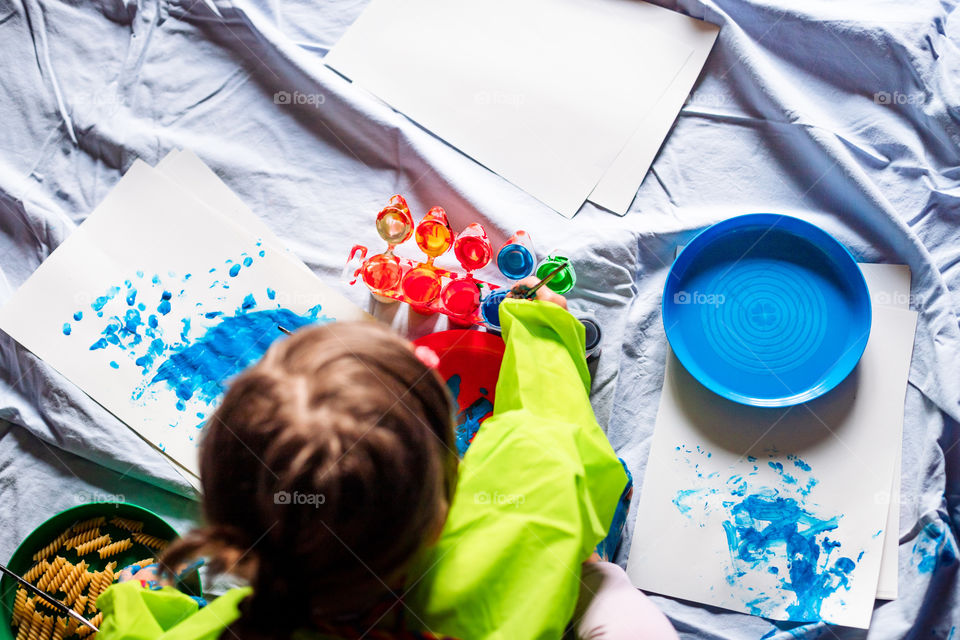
[672,447,862,622]
[722,494,854,621]
[259,250,265,257]
[912,519,957,574]
[446,374,494,457]
[62,323,71,335]
[62,258,329,427]
[92,286,121,316]
[672,488,706,515]
[135,338,166,373]
[158,291,173,315]
[242,257,253,267]
[229,264,242,277]
[149,307,329,407]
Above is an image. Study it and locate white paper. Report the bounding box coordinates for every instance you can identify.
[155,150,308,273]
[325,0,694,217]
[859,263,912,600]
[671,253,910,599]
[588,9,719,214]
[0,161,368,477]
[626,303,917,628]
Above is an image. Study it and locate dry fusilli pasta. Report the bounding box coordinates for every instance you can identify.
[109,517,143,533]
[63,530,99,551]
[74,535,112,557]
[131,533,167,550]
[69,518,105,534]
[97,539,132,559]
[32,533,67,562]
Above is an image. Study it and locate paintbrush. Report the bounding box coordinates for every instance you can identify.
[0,562,99,632]
[277,326,292,335]
[513,259,569,300]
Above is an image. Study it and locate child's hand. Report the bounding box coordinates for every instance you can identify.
[117,562,165,589]
[507,277,568,310]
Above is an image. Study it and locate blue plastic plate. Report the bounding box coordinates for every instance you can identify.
[663,214,871,407]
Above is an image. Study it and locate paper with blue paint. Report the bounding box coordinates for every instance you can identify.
[0,160,368,478]
[626,304,918,628]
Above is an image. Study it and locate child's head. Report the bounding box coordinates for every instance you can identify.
[163,322,457,634]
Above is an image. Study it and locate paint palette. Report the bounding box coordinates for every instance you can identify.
[345,196,575,327]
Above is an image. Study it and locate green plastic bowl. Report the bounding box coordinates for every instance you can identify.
[1,502,200,640]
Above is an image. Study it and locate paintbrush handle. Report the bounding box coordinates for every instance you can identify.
[0,563,98,632]
[523,260,569,299]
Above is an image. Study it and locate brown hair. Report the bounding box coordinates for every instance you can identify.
[162,321,458,637]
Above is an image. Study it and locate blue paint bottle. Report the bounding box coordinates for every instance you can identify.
[480,290,508,331]
[496,231,536,280]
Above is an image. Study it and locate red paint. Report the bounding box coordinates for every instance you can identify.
[360,254,402,293]
[440,278,482,317]
[401,265,442,304]
[454,223,492,271]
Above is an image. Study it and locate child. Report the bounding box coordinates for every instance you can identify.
[98,280,678,640]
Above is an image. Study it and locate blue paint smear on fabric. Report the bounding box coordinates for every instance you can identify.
[266,288,276,300]
[229,264,242,277]
[110,361,119,369]
[446,374,494,457]
[242,257,253,267]
[62,323,71,335]
[150,307,329,406]
[722,493,854,620]
[73,311,83,321]
[126,288,137,306]
[241,294,256,310]
[912,519,958,574]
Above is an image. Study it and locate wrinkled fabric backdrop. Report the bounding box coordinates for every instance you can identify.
[0,0,958,636]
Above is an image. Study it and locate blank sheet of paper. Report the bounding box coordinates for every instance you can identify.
[589,15,719,214]
[325,0,695,217]
[626,299,917,628]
